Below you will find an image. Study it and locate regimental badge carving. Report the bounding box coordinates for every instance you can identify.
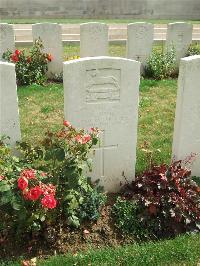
[85,68,121,103]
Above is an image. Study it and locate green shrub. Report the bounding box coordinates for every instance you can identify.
[0,122,106,236]
[2,38,52,86]
[144,48,177,80]
[187,44,200,56]
[112,197,150,240]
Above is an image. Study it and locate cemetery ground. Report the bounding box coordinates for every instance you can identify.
[1,43,200,264]
[2,78,199,265]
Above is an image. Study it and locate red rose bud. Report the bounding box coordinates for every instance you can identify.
[63,120,71,127]
[15,49,21,56]
[47,53,53,62]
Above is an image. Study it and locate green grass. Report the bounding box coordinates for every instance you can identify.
[18,79,177,174]
[3,234,200,266]
[1,18,200,24]
[63,44,126,59]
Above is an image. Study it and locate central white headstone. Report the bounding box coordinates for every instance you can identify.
[64,57,140,192]
[32,23,63,77]
[0,23,15,58]
[127,22,154,72]
[172,55,200,176]
[165,22,193,65]
[80,22,108,57]
[0,61,21,147]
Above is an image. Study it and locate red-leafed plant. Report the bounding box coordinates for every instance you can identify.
[116,157,200,239]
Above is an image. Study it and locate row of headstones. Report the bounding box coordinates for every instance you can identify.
[1,54,200,192]
[0,22,193,75]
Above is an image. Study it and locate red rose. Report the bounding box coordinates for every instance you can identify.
[75,135,83,144]
[21,169,36,180]
[75,134,91,144]
[63,120,71,127]
[47,53,53,62]
[27,186,42,200]
[82,134,91,144]
[11,54,19,63]
[18,177,28,190]
[15,49,21,56]
[41,194,57,209]
[0,175,5,181]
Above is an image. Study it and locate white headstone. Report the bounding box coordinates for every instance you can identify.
[165,22,193,65]
[32,23,63,77]
[127,22,154,71]
[0,61,21,147]
[0,23,15,58]
[172,55,200,176]
[63,57,140,192]
[80,22,108,57]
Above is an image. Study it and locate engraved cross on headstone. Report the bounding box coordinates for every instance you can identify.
[93,130,118,178]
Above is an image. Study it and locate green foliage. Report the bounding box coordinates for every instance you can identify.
[187,44,200,56]
[144,48,177,80]
[2,38,52,86]
[79,187,107,221]
[112,197,149,240]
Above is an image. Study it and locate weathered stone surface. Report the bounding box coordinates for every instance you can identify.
[0,23,15,58]
[127,22,154,71]
[80,23,108,57]
[32,23,63,77]
[0,61,21,147]
[165,22,193,65]
[63,56,140,192]
[172,55,200,176]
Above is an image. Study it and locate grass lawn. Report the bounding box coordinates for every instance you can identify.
[1,18,200,24]
[3,234,200,265]
[18,78,177,175]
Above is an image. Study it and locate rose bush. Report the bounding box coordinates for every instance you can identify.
[0,122,106,237]
[2,38,52,85]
